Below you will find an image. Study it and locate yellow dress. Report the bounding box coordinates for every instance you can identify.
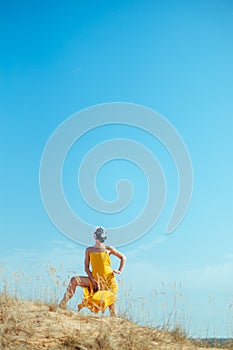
[78,251,118,314]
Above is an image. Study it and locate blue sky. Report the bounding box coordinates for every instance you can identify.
[1,0,233,337]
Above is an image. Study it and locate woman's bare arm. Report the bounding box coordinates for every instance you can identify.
[107,246,126,274]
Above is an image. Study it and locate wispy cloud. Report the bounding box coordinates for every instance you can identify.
[183,260,233,290]
[124,235,167,261]
[0,239,84,277]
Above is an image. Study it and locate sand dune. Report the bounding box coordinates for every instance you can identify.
[0,294,229,349]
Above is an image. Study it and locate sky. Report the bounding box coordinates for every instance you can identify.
[1,0,233,338]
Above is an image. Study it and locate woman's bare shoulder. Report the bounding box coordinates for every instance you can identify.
[105,245,117,254]
[86,246,106,253]
[85,246,95,253]
[105,245,126,259]
[105,245,112,250]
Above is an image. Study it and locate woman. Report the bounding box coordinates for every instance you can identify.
[59,227,126,316]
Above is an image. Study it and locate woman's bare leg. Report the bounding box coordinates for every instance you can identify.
[59,276,90,308]
[108,302,116,316]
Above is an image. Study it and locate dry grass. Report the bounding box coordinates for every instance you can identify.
[1,262,233,349]
[0,292,232,350]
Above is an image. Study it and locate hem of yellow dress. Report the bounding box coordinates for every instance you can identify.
[78,300,106,314]
[78,289,117,314]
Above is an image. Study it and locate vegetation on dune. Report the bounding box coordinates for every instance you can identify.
[0,292,189,350]
[0,262,233,349]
